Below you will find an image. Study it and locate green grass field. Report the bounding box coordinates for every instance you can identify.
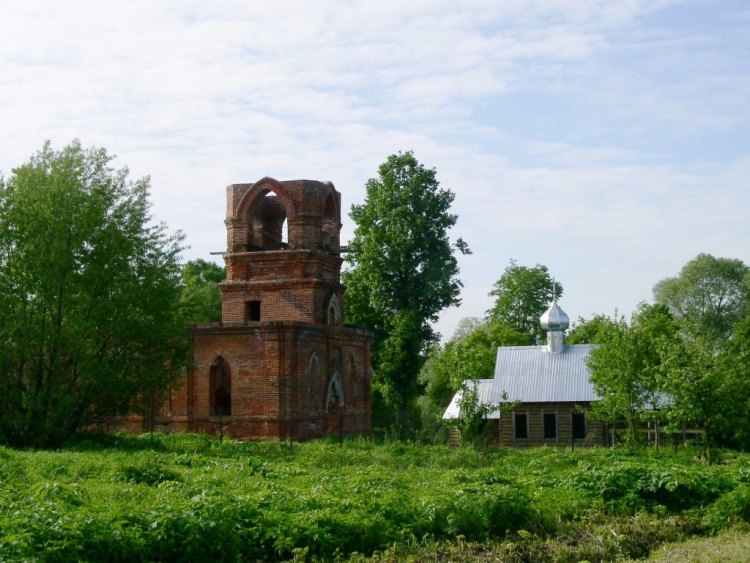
[1,433,749,561]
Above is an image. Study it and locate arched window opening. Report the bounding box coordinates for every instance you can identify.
[326,294,341,326]
[328,304,338,325]
[321,193,339,250]
[247,191,288,251]
[307,353,320,397]
[324,373,344,413]
[209,357,231,416]
[323,193,337,219]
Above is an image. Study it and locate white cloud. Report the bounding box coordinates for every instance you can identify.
[0,0,748,341]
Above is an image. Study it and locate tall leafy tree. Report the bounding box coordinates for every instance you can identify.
[587,304,679,446]
[179,259,225,323]
[658,315,750,459]
[652,254,750,456]
[418,259,559,442]
[718,316,750,449]
[658,333,726,462]
[0,141,186,447]
[487,260,561,343]
[653,253,750,343]
[422,319,532,406]
[344,151,469,433]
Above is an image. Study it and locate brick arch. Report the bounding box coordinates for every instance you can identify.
[320,184,341,250]
[321,187,339,220]
[238,178,297,250]
[347,353,359,377]
[235,177,296,220]
[325,293,341,325]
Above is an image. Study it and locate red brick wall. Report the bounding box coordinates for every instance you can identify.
[155,322,371,440]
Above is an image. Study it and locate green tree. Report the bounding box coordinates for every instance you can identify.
[343,151,469,435]
[658,334,721,461]
[418,259,561,443]
[453,382,504,446]
[658,316,750,459]
[0,141,186,447]
[179,259,225,323]
[653,253,750,343]
[651,255,750,456]
[587,304,679,446]
[567,314,613,344]
[423,320,532,402]
[487,260,561,342]
[718,316,750,449]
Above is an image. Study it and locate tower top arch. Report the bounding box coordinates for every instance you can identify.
[226,178,341,253]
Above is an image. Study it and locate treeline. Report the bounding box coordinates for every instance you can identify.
[0,142,188,447]
[3,140,747,451]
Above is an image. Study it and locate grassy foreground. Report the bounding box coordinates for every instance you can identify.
[1,434,749,561]
[648,528,750,562]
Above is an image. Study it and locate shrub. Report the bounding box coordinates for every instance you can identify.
[704,486,750,531]
[573,460,729,513]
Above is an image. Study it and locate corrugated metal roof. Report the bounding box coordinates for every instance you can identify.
[442,344,598,420]
[492,344,597,402]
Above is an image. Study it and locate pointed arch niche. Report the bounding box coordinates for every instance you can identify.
[209,356,231,416]
[326,294,341,326]
[321,192,340,249]
[324,372,344,413]
[309,353,321,377]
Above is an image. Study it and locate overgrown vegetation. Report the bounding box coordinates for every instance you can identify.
[1,434,749,561]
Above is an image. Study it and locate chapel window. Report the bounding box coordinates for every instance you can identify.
[514,412,528,439]
[572,412,587,440]
[543,413,557,439]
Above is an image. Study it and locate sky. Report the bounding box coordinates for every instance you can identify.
[1,0,749,340]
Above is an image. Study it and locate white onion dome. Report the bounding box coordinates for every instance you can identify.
[540,301,569,332]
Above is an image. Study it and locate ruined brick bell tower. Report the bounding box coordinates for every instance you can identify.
[168,177,372,440]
